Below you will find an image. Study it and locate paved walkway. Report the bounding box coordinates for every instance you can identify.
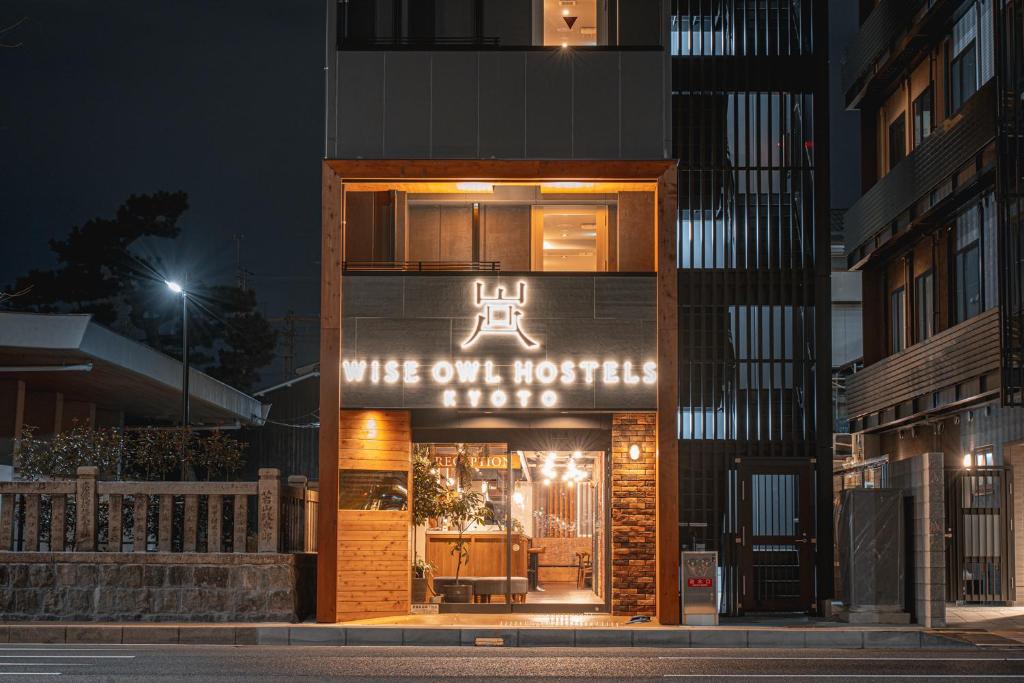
[944,606,1024,645]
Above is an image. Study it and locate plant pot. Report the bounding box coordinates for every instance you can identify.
[442,583,473,603]
[411,576,429,603]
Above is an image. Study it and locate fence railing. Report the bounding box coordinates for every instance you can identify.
[0,467,317,555]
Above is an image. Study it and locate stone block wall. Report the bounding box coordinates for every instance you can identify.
[610,412,657,616]
[890,452,946,628]
[0,552,316,622]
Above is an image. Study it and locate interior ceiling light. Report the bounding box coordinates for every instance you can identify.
[544,182,594,190]
[455,182,494,193]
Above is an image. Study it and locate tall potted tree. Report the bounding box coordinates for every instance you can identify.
[411,445,444,603]
[439,443,484,603]
[439,485,485,603]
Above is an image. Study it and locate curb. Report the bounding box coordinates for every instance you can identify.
[0,624,976,649]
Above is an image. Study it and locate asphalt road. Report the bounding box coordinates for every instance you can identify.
[1,645,1023,681]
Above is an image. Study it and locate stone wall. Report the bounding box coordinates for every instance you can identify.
[0,552,316,622]
[610,413,657,616]
[890,452,946,628]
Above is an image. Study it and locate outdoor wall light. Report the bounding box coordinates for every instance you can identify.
[165,280,183,294]
[629,444,641,461]
[962,453,972,469]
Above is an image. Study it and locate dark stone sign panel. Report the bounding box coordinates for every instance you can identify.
[340,275,656,411]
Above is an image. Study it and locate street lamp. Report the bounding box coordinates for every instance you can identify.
[166,280,189,466]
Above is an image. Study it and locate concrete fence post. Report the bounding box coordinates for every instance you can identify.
[74,466,99,551]
[257,468,281,553]
[287,475,310,552]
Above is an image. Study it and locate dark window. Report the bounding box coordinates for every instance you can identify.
[913,87,934,147]
[339,469,409,511]
[888,115,907,171]
[914,271,935,343]
[890,287,906,354]
[950,43,977,112]
[955,242,982,323]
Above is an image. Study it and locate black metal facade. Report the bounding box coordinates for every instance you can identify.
[998,0,1024,406]
[671,0,832,615]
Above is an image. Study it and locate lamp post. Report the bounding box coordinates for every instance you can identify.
[166,281,189,467]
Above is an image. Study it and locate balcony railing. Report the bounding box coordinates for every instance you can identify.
[343,260,500,272]
[841,0,958,107]
[845,83,997,262]
[845,308,1001,422]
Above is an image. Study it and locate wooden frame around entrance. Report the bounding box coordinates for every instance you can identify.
[319,160,679,624]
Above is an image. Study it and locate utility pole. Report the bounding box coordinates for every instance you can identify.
[269,311,319,380]
[233,233,251,290]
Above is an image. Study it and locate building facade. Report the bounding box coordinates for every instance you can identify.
[842,0,1024,613]
[317,0,831,624]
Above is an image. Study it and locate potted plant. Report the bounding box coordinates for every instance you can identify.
[438,444,484,603]
[439,485,485,603]
[411,445,445,602]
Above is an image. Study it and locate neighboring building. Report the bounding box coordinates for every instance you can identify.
[831,209,863,461]
[842,0,1024,617]
[317,0,831,624]
[0,312,267,480]
[241,367,320,481]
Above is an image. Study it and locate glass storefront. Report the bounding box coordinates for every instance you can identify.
[413,443,609,612]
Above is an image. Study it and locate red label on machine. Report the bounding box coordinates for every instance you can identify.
[687,578,713,588]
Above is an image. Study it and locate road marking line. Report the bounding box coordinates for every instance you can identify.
[664,676,1024,679]
[659,657,1024,662]
[0,656,134,659]
[0,674,60,677]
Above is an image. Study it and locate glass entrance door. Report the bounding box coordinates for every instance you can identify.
[413,443,610,614]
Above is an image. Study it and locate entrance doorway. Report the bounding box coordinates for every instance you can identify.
[415,443,610,613]
[739,460,814,612]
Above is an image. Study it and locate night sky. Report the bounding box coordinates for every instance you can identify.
[1,0,859,390]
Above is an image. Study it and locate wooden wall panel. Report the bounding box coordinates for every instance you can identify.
[617,191,655,272]
[336,410,412,621]
[407,206,441,262]
[481,205,530,270]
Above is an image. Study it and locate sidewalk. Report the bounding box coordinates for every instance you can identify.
[0,617,981,650]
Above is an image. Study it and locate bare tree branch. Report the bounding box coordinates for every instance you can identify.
[0,286,32,304]
[0,16,27,48]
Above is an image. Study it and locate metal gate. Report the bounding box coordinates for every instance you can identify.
[945,466,1015,604]
[739,460,814,612]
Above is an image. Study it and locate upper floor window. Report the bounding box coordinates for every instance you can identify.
[890,287,906,354]
[953,207,983,324]
[888,114,906,171]
[914,270,934,343]
[949,8,978,113]
[913,87,934,147]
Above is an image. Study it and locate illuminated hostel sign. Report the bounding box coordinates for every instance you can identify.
[340,278,657,410]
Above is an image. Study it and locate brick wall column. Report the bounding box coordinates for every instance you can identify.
[611,413,657,616]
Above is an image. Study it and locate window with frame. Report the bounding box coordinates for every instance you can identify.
[888,114,907,171]
[913,87,934,147]
[890,287,906,354]
[950,8,978,113]
[953,205,983,324]
[914,270,935,343]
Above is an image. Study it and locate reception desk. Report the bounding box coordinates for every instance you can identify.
[425,531,528,578]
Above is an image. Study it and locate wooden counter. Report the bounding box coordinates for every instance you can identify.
[425,531,528,578]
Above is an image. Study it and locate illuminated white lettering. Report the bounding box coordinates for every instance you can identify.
[540,390,557,407]
[432,361,454,384]
[535,361,558,385]
[454,360,481,383]
[623,361,640,385]
[484,361,502,384]
[443,390,457,407]
[642,361,657,385]
[342,360,367,382]
[383,360,401,384]
[370,360,381,383]
[490,390,508,408]
[513,360,534,384]
[516,390,532,407]
[403,361,420,384]
[468,389,483,407]
[560,360,576,384]
[602,361,620,384]
[579,360,599,384]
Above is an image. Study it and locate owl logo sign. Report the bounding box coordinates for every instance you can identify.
[461,281,539,350]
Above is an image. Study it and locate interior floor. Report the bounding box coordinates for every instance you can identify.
[528,582,604,605]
